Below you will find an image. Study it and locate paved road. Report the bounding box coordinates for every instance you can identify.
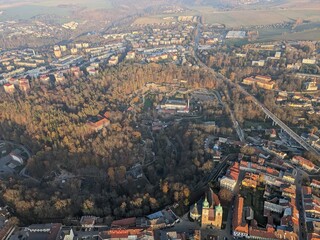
[192,26,319,157]
[295,169,307,240]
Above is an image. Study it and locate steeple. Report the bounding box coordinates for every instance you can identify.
[215,203,223,214]
[203,195,209,208]
[192,203,199,215]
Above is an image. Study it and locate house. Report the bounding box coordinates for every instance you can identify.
[264,201,286,214]
[80,216,97,229]
[249,226,277,239]
[311,179,320,189]
[69,66,82,77]
[304,81,318,91]
[252,60,265,67]
[302,59,316,65]
[3,83,15,93]
[58,227,74,240]
[242,75,275,90]
[99,228,153,240]
[39,75,50,83]
[220,162,240,191]
[109,56,119,65]
[126,51,136,60]
[242,173,259,189]
[87,115,110,132]
[160,231,186,240]
[54,72,65,83]
[282,169,295,184]
[292,156,315,171]
[111,217,137,228]
[25,223,62,240]
[18,78,30,92]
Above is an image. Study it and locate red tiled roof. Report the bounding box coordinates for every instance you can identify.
[249,227,276,239]
[100,228,145,239]
[303,186,312,195]
[255,75,272,81]
[292,156,315,168]
[228,162,240,181]
[208,208,215,221]
[308,233,320,240]
[232,196,248,234]
[240,160,248,167]
[312,179,320,187]
[48,223,62,240]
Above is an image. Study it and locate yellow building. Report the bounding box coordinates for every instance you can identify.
[242,76,275,90]
[242,173,259,189]
[201,192,223,229]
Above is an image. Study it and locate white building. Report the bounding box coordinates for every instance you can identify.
[220,176,237,191]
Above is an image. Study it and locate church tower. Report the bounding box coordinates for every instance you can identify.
[201,195,210,228]
[214,203,223,229]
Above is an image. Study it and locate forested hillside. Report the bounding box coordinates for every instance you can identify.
[0,63,219,223]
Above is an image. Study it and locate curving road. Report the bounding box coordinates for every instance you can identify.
[192,22,319,157]
[216,71,320,157]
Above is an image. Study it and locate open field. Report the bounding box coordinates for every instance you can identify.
[0,0,113,21]
[0,5,70,20]
[196,8,320,27]
[133,16,173,25]
[0,0,113,9]
[259,28,320,41]
[133,2,320,28]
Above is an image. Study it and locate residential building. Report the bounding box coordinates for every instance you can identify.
[292,156,315,171]
[3,83,15,93]
[311,179,320,189]
[282,169,295,184]
[226,31,246,39]
[24,223,62,240]
[39,75,50,83]
[58,227,74,240]
[18,78,30,92]
[302,59,316,65]
[264,201,286,214]
[252,60,265,67]
[160,99,189,112]
[87,115,110,132]
[242,173,259,189]
[80,216,97,229]
[304,81,318,91]
[54,46,62,58]
[232,196,249,238]
[243,75,275,90]
[220,162,240,191]
[54,72,65,83]
[249,226,277,240]
[109,55,119,65]
[99,228,153,240]
[126,51,136,60]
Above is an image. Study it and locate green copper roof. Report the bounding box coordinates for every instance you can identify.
[215,203,223,213]
[203,196,209,208]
